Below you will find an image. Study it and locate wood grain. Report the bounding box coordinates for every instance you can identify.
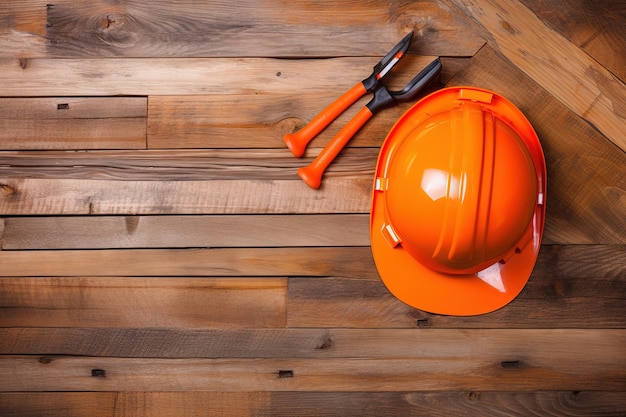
[0,178,372,215]
[0,149,377,180]
[0,247,377,277]
[1,391,624,417]
[1,0,484,58]
[0,57,438,96]
[2,214,371,249]
[0,245,622,329]
[447,0,626,151]
[0,278,286,329]
[0,97,147,150]
[0,118,146,150]
[0,328,620,359]
[520,0,626,81]
[0,392,267,417]
[0,97,147,119]
[145,54,448,149]
[147,94,411,149]
[0,345,623,391]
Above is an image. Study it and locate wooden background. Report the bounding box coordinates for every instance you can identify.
[0,0,625,415]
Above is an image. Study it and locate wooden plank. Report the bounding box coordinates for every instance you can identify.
[1,214,371,249]
[520,0,626,81]
[0,343,624,391]
[0,247,376,277]
[0,328,621,359]
[0,392,268,417]
[0,97,147,119]
[1,391,624,417]
[0,97,147,150]
[270,391,626,417]
[287,245,626,328]
[1,0,484,58]
[447,45,626,245]
[0,57,441,97]
[447,0,626,151]
[0,178,373,215]
[0,118,146,150]
[0,278,287,328]
[0,149,377,180]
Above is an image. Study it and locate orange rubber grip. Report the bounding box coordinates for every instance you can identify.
[283,82,367,157]
[298,106,373,189]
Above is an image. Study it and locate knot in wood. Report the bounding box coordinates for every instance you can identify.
[102,14,122,29]
[1,183,16,196]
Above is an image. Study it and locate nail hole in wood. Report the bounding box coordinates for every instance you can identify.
[501,360,522,368]
[417,318,432,328]
[57,103,70,110]
[91,369,106,377]
[277,370,293,378]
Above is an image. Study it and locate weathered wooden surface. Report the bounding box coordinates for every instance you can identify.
[0,97,147,150]
[1,391,623,417]
[0,0,625,415]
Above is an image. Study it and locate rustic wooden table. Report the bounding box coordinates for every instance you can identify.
[0,0,624,415]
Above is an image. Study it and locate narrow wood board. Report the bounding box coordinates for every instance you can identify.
[1,328,621,359]
[448,0,626,151]
[0,149,378,180]
[0,247,377,278]
[0,118,146,150]
[0,97,147,119]
[1,214,371,249]
[0,392,266,417]
[0,97,147,150]
[1,0,484,58]
[0,57,437,97]
[0,349,623,391]
[1,391,624,417]
[0,277,286,329]
[0,178,372,215]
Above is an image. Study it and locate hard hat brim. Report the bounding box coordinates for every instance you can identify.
[370,87,547,316]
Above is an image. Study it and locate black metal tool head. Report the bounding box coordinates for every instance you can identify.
[391,58,442,103]
[362,31,414,91]
[366,58,442,114]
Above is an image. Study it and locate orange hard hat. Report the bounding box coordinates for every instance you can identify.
[370,86,546,316]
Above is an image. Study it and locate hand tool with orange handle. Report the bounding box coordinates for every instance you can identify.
[283,31,414,158]
[297,57,442,189]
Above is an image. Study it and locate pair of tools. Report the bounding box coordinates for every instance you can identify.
[283,31,442,189]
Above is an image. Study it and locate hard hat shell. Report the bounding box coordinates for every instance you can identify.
[370,87,546,316]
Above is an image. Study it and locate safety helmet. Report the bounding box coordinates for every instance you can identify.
[370,87,546,316]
